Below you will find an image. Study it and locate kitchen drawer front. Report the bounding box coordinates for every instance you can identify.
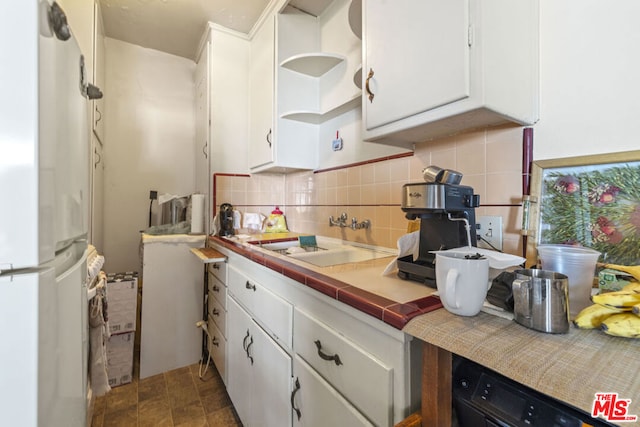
[294,308,392,426]
[293,355,373,427]
[228,265,293,350]
[208,295,226,337]
[207,314,227,384]
[208,272,227,309]
[208,260,227,283]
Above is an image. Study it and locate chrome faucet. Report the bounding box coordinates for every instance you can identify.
[329,212,371,230]
[329,212,348,227]
[350,218,371,230]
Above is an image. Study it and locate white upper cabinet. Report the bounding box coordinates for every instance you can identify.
[92,0,105,144]
[248,16,276,171]
[362,0,539,148]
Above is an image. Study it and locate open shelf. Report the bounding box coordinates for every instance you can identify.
[280,53,345,77]
[280,94,361,124]
[354,65,362,89]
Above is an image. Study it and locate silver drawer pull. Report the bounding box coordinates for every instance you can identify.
[314,340,343,366]
[212,284,220,292]
[212,308,219,316]
[212,263,220,270]
[212,336,219,347]
[245,280,256,291]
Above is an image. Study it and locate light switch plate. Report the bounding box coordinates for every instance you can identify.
[477,216,503,251]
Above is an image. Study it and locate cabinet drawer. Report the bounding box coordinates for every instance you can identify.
[294,308,392,426]
[208,272,227,309]
[208,295,226,337]
[293,355,373,427]
[208,260,227,283]
[207,315,227,384]
[228,265,293,350]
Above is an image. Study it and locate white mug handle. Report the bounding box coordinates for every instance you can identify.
[445,269,459,309]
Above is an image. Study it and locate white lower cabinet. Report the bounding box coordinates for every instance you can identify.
[292,355,373,427]
[206,316,226,382]
[294,308,393,426]
[213,242,420,426]
[227,295,293,427]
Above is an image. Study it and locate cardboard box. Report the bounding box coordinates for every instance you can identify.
[106,272,138,334]
[106,332,134,387]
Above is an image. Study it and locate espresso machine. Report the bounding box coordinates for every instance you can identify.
[398,167,480,287]
[218,203,235,237]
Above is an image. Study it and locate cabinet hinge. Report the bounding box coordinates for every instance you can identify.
[468,24,474,47]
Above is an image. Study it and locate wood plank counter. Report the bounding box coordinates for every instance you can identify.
[403,309,640,426]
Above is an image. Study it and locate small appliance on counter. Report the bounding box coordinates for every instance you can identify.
[218,203,235,237]
[398,166,480,287]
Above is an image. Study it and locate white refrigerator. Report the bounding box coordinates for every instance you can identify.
[0,1,95,425]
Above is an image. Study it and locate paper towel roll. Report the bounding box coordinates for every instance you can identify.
[190,194,205,234]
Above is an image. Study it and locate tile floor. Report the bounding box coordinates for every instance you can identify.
[91,353,242,427]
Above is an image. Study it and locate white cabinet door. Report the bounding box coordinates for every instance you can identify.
[227,295,293,427]
[364,0,469,131]
[227,296,254,425]
[292,355,373,427]
[195,39,211,233]
[90,136,104,252]
[362,0,539,146]
[92,0,105,144]
[248,16,275,170]
[251,319,292,427]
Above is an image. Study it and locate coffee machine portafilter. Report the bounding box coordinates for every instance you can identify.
[398,181,480,287]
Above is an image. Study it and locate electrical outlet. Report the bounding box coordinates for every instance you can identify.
[476,216,503,251]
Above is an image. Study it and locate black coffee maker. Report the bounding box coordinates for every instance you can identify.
[218,203,235,237]
[397,168,480,287]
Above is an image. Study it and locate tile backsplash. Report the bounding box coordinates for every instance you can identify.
[215,124,526,256]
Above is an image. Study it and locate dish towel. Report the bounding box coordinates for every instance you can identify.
[382,231,419,276]
[89,273,111,397]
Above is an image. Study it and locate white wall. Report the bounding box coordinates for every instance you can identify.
[535,0,640,160]
[103,38,196,273]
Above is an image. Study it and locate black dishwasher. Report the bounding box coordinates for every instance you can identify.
[452,355,617,427]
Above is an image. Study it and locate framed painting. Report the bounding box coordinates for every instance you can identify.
[525,150,640,267]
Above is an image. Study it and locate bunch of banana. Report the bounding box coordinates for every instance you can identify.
[601,313,640,338]
[573,303,624,329]
[591,289,640,309]
[573,281,640,337]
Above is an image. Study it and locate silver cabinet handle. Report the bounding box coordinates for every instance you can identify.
[212,308,219,316]
[212,284,220,292]
[266,129,272,148]
[245,280,256,291]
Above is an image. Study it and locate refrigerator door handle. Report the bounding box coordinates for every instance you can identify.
[48,2,71,41]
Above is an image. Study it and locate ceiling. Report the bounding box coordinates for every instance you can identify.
[100,0,272,61]
[99,0,331,61]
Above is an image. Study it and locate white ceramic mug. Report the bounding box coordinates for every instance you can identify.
[435,252,490,316]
